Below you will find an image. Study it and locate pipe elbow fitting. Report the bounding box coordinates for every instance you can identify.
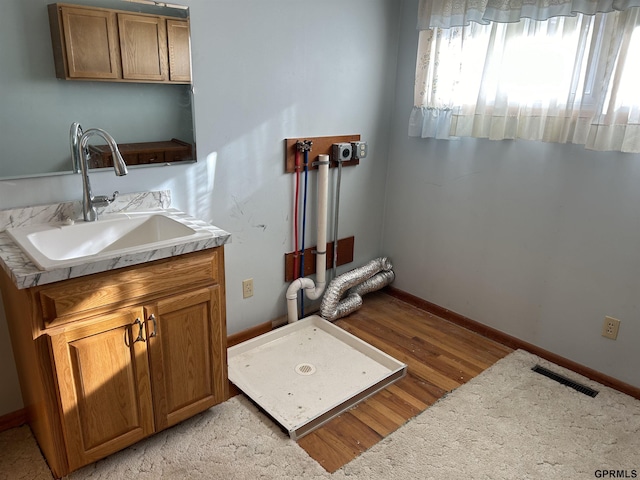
[285,278,303,300]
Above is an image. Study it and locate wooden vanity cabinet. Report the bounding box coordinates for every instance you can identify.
[49,3,191,84]
[0,248,227,478]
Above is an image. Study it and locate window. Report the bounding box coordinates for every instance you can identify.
[411,6,640,153]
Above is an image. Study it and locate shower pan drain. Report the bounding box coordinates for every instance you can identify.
[295,363,317,376]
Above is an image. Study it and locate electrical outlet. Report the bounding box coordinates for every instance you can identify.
[602,316,621,340]
[332,143,352,162]
[351,141,368,159]
[242,279,254,299]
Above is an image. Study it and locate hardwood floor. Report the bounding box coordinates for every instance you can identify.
[293,291,512,472]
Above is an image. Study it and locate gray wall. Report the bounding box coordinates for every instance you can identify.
[383,0,640,388]
[0,0,401,415]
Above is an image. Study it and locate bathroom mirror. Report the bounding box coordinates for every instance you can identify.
[0,0,194,180]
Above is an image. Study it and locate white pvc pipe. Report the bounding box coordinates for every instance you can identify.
[313,154,329,294]
[286,154,329,323]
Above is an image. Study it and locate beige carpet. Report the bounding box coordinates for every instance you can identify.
[1,349,639,479]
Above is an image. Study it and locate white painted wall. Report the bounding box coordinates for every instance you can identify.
[383,0,640,388]
[0,0,401,415]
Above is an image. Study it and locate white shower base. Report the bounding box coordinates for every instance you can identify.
[227,315,407,440]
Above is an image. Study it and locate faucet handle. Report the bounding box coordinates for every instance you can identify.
[92,191,120,207]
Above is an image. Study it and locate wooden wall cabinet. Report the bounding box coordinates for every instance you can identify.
[167,19,192,82]
[88,138,193,168]
[118,13,168,81]
[50,4,120,79]
[48,3,191,84]
[0,248,227,478]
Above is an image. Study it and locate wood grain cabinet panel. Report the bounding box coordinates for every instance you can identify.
[49,307,154,471]
[38,248,219,328]
[118,13,168,81]
[0,248,227,478]
[49,3,191,84]
[88,139,193,168]
[146,286,227,431]
[167,19,191,82]
[50,4,121,79]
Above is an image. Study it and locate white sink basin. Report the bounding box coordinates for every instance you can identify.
[6,210,213,271]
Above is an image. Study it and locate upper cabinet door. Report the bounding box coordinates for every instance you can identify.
[49,4,191,84]
[57,5,120,79]
[118,13,168,82]
[167,19,191,83]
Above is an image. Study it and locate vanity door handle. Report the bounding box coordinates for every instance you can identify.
[133,318,146,343]
[147,314,157,338]
[124,319,144,346]
[124,325,132,347]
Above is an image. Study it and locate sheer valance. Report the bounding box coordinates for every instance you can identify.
[412,1,640,153]
[418,0,640,28]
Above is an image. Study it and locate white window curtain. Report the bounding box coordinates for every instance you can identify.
[411,0,640,153]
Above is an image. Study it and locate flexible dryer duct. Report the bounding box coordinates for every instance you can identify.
[320,257,395,321]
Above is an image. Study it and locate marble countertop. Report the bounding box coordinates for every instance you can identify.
[0,191,231,289]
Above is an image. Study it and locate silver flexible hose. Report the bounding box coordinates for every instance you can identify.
[351,269,395,296]
[320,257,394,321]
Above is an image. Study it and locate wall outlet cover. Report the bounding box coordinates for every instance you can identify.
[242,279,254,299]
[602,316,621,340]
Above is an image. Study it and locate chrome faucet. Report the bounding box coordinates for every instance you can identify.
[70,123,128,222]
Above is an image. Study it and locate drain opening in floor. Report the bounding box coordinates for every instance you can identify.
[532,364,599,397]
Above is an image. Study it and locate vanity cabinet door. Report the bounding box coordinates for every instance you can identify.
[49,307,155,472]
[167,19,191,82]
[145,286,228,431]
[118,13,168,81]
[52,5,121,79]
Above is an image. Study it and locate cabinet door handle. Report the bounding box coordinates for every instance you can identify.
[147,314,157,338]
[133,318,146,343]
[124,325,132,347]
